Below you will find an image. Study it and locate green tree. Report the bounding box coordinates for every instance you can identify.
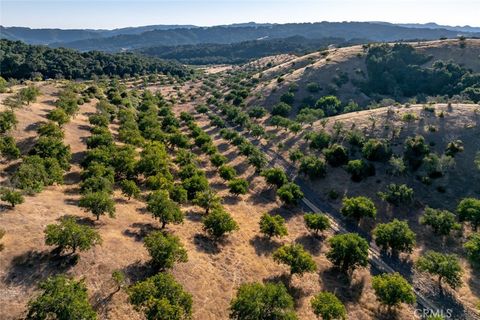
[457,198,480,231]
[0,188,24,208]
[228,178,249,196]
[44,217,102,254]
[202,207,239,240]
[373,219,416,255]
[259,213,288,239]
[464,233,480,264]
[299,156,327,179]
[18,85,40,105]
[120,179,140,200]
[346,159,375,182]
[273,244,317,276]
[277,182,304,205]
[229,282,297,320]
[310,292,346,320]
[315,95,341,116]
[323,144,348,167]
[37,122,64,139]
[304,212,331,236]
[0,135,20,159]
[47,108,70,126]
[79,191,115,221]
[0,110,17,134]
[271,102,292,117]
[128,273,193,320]
[193,189,221,214]
[362,139,391,162]
[308,130,331,150]
[147,190,183,228]
[182,174,209,200]
[340,196,376,222]
[326,233,369,272]
[26,275,97,320]
[403,135,430,169]
[219,165,237,181]
[371,273,415,308]
[420,207,461,237]
[210,153,227,167]
[416,251,463,289]
[30,136,71,170]
[144,231,188,270]
[261,167,288,189]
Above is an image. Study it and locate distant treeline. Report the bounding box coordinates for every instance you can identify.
[138,36,365,65]
[361,43,480,102]
[0,39,192,80]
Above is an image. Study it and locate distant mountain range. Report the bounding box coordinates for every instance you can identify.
[1,22,479,53]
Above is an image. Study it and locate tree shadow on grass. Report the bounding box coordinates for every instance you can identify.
[294,234,324,256]
[320,266,365,304]
[249,235,281,256]
[122,222,161,242]
[248,187,276,205]
[263,274,310,308]
[121,260,155,284]
[3,249,77,288]
[193,233,221,255]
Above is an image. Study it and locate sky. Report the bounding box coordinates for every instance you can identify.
[1,0,479,30]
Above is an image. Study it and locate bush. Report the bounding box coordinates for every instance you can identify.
[0,189,24,208]
[13,156,63,193]
[277,182,304,205]
[273,244,317,276]
[373,219,416,255]
[416,251,463,289]
[44,217,101,254]
[271,102,292,117]
[47,108,70,126]
[0,110,17,134]
[340,196,377,222]
[420,207,461,237]
[128,273,192,320]
[229,282,296,320]
[30,136,71,170]
[248,106,267,118]
[299,156,327,179]
[378,183,414,206]
[315,95,341,116]
[404,135,430,169]
[27,276,97,320]
[311,292,346,320]
[323,144,348,167]
[202,207,239,240]
[362,139,391,162]
[182,174,209,200]
[308,130,331,150]
[259,213,288,239]
[456,198,480,231]
[0,135,20,159]
[37,122,64,139]
[228,178,249,196]
[372,273,415,307]
[346,159,375,182]
[261,167,288,189]
[144,231,188,270]
[464,233,480,264]
[219,165,237,181]
[327,233,369,272]
[79,191,115,221]
[210,153,227,167]
[304,212,330,235]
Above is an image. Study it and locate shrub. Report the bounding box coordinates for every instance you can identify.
[464,233,480,264]
[373,219,416,255]
[44,217,101,254]
[182,174,209,200]
[0,189,24,208]
[372,273,415,307]
[229,282,296,320]
[37,122,64,139]
[128,273,192,320]
[202,207,239,240]
[144,231,188,270]
[404,135,430,169]
[261,167,288,189]
[277,182,304,205]
[304,212,330,235]
[299,156,327,179]
[323,144,348,167]
[219,165,237,181]
[193,189,221,215]
[0,110,17,134]
[47,108,70,126]
[315,95,341,116]
[309,130,331,150]
[362,139,391,162]
[147,190,183,228]
[30,136,71,170]
[273,244,317,276]
[326,233,369,272]
[228,178,249,196]
[378,183,414,206]
[248,106,267,118]
[259,213,288,239]
[0,135,20,159]
[210,153,227,168]
[120,179,140,200]
[271,102,292,117]
[346,159,375,182]
[456,198,480,231]
[340,196,376,222]
[311,292,346,320]
[27,276,97,320]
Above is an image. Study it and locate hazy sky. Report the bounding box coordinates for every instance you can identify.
[1,0,479,29]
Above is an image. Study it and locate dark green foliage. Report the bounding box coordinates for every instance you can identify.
[271,102,292,117]
[80,176,113,194]
[299,156,327,179]
[144,231,188,270]
[326,233,369,272]
[193,189,221,215]
[136,142,170,177]
[202,207,239,240]
[464,233,480,264]
[273,244,317,276]
[457,198,480,231]
[308,130,331,150]
[403,135,430,169]
[280,92,295,105]
[0,135,20,159]
[170,184,188,204]
[228,178,249,196]
[323,144,348,167]
[210,153,228,167]
[261,167,288,189]
[373,219,416,255]
[346,159,375,181]
[79,191,115,220]
[372,273,415,307]
[248,106,267,118]
[416,251,463,289]
[310,292,346,320]
[340,196,377,221]
[0,188,24,208]
[112,145,137,179]
[378,183,414,206]
[229,282,297,320]
[420,207,461,236]
[0,110,17,134]
[13,156,63,193]
[147,190,183,228]
[37,122,64,139]
[88,114,110,127]
[26,275,97,320]
[1,39,190,80]
[30,136,71,170]
[362,139,391,162]
[182,174,209,200]
[128,273,193,320]
[120,179,140,200]
[315,95,341,116]
[304,212,331,235]
[259,213,288,239]
[219,165,237,181]
[47,108,70,126]
[296,108,324,125]
[277,182,304,205]
[44,217,101,254]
